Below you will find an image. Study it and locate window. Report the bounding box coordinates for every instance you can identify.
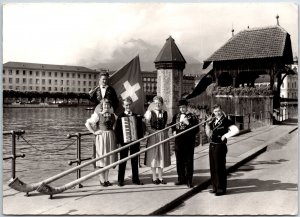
[89,74,91,79]
[23,86,26,90]
[61,72,63,77]
[3,78,5,83]
[48,71,52,76]
[89,81,91,86]
[9,85,13,89]
[66,80,69,85]
[9,78,12,83]
[54,87,57,91]
[36,87,39,91]
[42,87,46,91]
[83,88,86,92]
[29,71,32,75]
[61,80,63,85]
[36,71,39,76]
[36,79,40,84]
[54,80,58,85]
[42,71,45,76]
[29,86,33,90]
[83,81,86,85]
[55,72,57,77]
[3,70,5,74]
[72,73,75,78]
[78,74,80,78]
[48,87,51,91]
[83,74,86,79]
[29,78,32,84]
[60,87,63,91]
[78,88,81,91]
[78,81,80,85]
[16,70,19,75]
[42,79,45,85]
[94,75,97,79]
[23,78,26,84]
[16,86,20,90]
[9,70,12,75]
[72,80,75,85]
[49,79,52,84]
[23,70,26,75]
[67,73,69,78]
[16,78,19,83]
[94,82,97,86]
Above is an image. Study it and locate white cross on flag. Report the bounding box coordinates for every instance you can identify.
[109,55,145,115]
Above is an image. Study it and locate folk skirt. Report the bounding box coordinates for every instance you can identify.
[145,130,171,168]
[94,130,118,167]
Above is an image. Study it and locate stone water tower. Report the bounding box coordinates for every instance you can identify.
[154,36,186,121]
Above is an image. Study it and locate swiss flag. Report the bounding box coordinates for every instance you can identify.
[109,55,145,115]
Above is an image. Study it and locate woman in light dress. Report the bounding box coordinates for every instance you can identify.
[144,96,171,184]
[85,98,117,187]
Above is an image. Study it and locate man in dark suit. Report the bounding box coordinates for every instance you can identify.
[115,97,144,186]
[89,72,119,112]
[171,99,199,188]
[205,104,239,196]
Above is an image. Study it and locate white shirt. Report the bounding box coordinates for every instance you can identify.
[100,86,108,98]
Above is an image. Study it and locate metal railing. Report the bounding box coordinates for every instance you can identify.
[3,130,26,179]
[67,132,92,188]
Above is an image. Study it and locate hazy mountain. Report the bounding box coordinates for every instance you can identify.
[90,38,204,75]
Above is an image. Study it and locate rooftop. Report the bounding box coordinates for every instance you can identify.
[3,61,97,73]
[203,26,293,69]
[154,36,186,63]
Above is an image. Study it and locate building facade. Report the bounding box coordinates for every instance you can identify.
[3,62,196,104]
[280,59,298,99]
[3,62,99,93]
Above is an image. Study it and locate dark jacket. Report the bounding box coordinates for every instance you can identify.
[171,112,199,139]
[89,86,119,111]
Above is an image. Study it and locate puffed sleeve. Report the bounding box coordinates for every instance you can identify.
[86,112,99,125]
[144,110,152,120]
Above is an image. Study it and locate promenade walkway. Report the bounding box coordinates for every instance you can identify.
[3,124,297,215]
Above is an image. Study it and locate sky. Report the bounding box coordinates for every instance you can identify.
[3,2,298,70]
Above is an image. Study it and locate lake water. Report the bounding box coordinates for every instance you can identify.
[3,107,97,186]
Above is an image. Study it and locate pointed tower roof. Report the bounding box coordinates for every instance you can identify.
[154,36,186,70]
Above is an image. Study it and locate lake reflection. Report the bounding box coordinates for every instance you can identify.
[3,107,96,185]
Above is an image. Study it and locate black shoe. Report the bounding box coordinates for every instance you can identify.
[132,180,144,185]
[215,190,226,196]
[187,181,193,188]
[152,179,160,185]
[174,181,185,185]
[160,179,167,184]
[118,182,124,187]
[105,181,112,186]
[100,181,107,187]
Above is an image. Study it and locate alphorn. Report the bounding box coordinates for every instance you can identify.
[37,120,209,196]
[8,121,181,193]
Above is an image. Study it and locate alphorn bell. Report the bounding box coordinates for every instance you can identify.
[37,120,207,196]
[8,121,180,193]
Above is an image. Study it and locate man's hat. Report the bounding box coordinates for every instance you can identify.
[178,99,188,106]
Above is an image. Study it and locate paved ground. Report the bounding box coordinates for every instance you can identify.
[167,128,298,215]
[2,124,298,215]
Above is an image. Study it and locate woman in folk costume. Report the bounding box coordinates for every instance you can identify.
[144,96,171,184]
[85,98,118,187]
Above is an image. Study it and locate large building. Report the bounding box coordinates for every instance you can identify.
[3,61,196,103]
[280,58,298,99]
[3,62,99,93]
